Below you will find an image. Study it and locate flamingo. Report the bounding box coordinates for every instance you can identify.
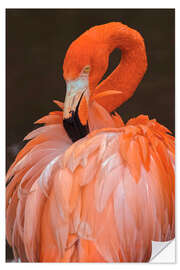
[6,22,175,262]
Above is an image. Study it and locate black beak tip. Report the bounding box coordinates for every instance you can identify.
[63,113,89,142]
[63,91,89,142]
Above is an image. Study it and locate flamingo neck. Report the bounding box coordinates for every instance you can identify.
[94,23,147,112]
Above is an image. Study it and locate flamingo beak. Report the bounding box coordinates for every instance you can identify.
[63,79,88,119]
[63,77,89,142]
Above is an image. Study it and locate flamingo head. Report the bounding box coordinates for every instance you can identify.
[62,31,109,141]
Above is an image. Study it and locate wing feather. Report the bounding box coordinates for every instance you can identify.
[6,112,71,261]
[59,117,174,262]
[6,113,174,262]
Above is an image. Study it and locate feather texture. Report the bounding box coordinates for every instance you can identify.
[6,107,175,262]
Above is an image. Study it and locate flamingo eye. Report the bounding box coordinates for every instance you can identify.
[82,65,90,74]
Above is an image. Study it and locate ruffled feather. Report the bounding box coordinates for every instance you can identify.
[6,105,174,262]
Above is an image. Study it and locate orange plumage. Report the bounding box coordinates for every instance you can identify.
[6,22,175,262]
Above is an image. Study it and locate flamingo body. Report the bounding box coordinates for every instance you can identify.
[6,22,175,262]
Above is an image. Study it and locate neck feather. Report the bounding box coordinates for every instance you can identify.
[93,22,147,112]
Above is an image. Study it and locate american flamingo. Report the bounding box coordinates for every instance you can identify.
[6,22,175,262]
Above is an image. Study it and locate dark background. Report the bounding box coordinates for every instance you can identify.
[6,9,175,261]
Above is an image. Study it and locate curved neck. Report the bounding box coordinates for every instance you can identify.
[94,23,147,112]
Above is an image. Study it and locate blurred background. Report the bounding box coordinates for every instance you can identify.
[6,9,175,261]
